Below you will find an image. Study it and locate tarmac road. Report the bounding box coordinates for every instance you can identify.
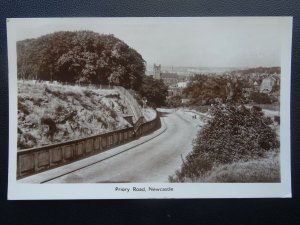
[21,109,204,183]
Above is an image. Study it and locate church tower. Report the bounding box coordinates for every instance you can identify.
[153,64,161,79]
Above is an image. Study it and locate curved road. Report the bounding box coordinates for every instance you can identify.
[34,110,203,183]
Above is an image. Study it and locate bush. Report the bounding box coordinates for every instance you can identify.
[252,105,262,111]
[18,101,29,115]
[274,115,280,124]
[18,133,37,149]
[201,151,280,183]
[40,117,57,140]
[166,95,182,108]
[170,104,279,182]
[139,76,168,107]
[263,116,273,125]
[250,91,272,104]
[182,74,245,106]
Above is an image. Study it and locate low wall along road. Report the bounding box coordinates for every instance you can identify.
[17,112,161,179]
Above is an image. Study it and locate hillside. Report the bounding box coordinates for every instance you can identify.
[17,80,152,150]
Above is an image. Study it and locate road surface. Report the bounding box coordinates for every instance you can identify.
[21,109,205,183]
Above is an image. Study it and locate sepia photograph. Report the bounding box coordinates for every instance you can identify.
[7,17,292,199]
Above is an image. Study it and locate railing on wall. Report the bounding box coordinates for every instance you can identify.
[133,116,145,133]
[17,112,160,179]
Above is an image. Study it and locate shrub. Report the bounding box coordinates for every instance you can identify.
[105,93,121,99]
[170,104,279,182]
[18,101,29,115]
[274,115,280,124]
[250,91,272,104]
[166,95,182,108]
[55,105,65,114]
[40,117,57,140]
[32,97,45,106]
[18,133,37,149]
[201,151,280,183]
[84,90,94,97]
[139,76,168,107]
[252,105,262,111]
[263,116,273,125]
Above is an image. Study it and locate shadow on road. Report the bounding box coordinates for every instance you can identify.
[157,111,170,118]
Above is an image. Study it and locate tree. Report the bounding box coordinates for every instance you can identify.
[166,95,182,108]
[183,74,239,105]
[250,91,272,104]
[139,76,168,107]
[17,31,145,90]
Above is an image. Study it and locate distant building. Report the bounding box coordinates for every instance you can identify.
[167,82,188,97]
[225,82,234,100]
[260,77,277,93]
[242,87,252,98]
[177,81,188,88]
[153,64,161,79]
[168,85,182,96]
[161,73,177,79]
[181,98,190,104]
[160,73,189,87]
[253,81,260,91]
[145,70,154,76]
[161,72,178,86]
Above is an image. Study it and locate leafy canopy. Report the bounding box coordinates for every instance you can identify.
[183,74,245,105]
[139,76,168,107]
[17,31,145,90]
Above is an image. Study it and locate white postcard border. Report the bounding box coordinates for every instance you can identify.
[7,17,292,199]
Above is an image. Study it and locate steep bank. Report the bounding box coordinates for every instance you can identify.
[18,80,151,150]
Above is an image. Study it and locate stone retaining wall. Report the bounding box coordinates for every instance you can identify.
[17,113,160,179]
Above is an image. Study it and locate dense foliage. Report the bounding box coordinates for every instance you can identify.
[139,76,168,107]
[249,91,272,104]
[183,74,245,105]
[231,67,281,75]
[172,104,279,180]
[17,31,145,90]
[166,95,182,108]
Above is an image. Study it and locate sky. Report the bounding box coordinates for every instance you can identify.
[12,17,285,68]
